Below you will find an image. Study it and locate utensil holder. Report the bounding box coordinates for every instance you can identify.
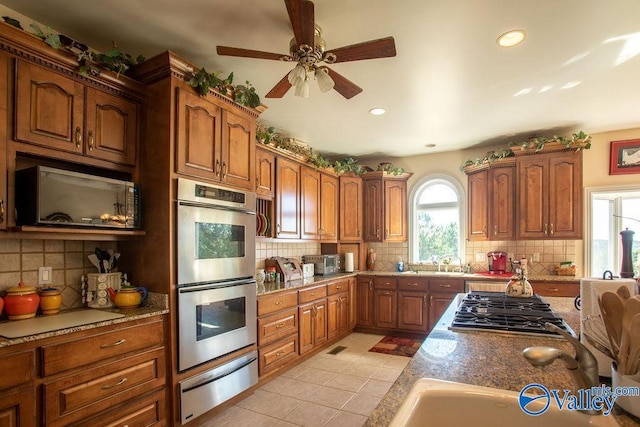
[611,362,640,418]
[86,273,122,308]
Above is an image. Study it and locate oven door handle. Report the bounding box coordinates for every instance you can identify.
[181,355,258,393]
[178,278,256,293]
[178,200,256,215]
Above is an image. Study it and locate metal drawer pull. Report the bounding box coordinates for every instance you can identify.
[408,283,418,286]
[100,338,126,348]
[276,323,285,329]
[439,284,451,288]
[276,351,285,357]
[336,286,342,290]
[310,292,315,296]
[101,377,128,390]
[548,288,559,292]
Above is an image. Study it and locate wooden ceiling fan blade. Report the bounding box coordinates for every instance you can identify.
[266,73,293,98]
[326,68,362,99]
[285,0,315,47]
[327,36,397,63]
[216,46,290,61]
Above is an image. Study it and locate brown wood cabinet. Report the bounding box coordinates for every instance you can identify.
[373,277,398,329]
[257,290,299,377]
[0,350,36,427]
[339,174,363,241]
[320,173,339,241]
[327,279,350,339]
[299,298,328,355]
[517,150,583,239]
[348,277,358,329]
[356,277,374,327]
[466,160,515,241]
[176,87,255,190]
[397,277,429,332]
[301,166,321,240]
[275,157,301,239]
[15,59,139,167]
[0,387,35,427]
[256,146,276,198]
[530,281,580,297]
[362,172,412,242]
[428,278,465,329]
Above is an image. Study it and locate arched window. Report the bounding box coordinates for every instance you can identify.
[410,176,465,263]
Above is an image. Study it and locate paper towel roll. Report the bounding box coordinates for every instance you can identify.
[344,253,354,272]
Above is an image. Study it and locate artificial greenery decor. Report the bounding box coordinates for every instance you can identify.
[233,81,261,108]
[333,157,362,174]
[461,131,592,170]
[2,16,23,30]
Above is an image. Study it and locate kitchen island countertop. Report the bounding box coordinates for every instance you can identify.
[365,294,639,427]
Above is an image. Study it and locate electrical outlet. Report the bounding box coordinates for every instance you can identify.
[38,266,52,285]
[532,253,541,262]
[475,252,485,262]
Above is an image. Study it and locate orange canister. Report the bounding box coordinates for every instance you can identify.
[4,282,40,320]
[39,287,62,315]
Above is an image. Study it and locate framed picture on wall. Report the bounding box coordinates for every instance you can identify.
[610,139,640,175]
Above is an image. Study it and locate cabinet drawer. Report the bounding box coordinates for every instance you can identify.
[259,335,299,376]
[258,290,298,316]
[398,277,428,292]
[326,280,349,295]
[428,279,464,293]
[41,320,164,376]
[258,308,298,346]
[299,285,327,304]
[44,347,165,426]
[71,388,165,427]
[0,350,34,391]
[531,282,579,297]
[373,277,397,290]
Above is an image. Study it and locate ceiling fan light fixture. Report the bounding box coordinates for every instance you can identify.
[294,77,310,98]
[288,63,307,86]
[315,67,335,93]
[497,30,526,47]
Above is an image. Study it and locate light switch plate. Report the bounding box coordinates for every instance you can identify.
[475,252,485,262]
[38,266,52,285]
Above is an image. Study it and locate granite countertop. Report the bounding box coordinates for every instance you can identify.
[359,270,580,282]
[257,272,358,296]
[0,292,169,348]
[365,294,639,427]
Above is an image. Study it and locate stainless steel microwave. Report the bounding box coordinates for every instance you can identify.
[15,166,140,229]
[302,254,341,275]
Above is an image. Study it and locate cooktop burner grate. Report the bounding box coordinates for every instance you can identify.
[449,291,575,337]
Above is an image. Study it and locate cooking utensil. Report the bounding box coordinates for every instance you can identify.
[617,285,631,301]
[582,315,614,359]
[598,292,624,361]
[619,297,640,374]
[625,313,640,375]
[88,254,101,272]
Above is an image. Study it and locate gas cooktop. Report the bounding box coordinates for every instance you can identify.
[449,291,576,338]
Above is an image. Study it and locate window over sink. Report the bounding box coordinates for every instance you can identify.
[409,175,465,263]
[586,186,640,277]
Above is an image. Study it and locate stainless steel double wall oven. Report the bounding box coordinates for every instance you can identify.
[176,178,257,423]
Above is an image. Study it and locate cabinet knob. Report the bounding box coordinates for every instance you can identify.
[88,130,94,151]
[75,127,82,148]
[276,351,284,357]
[276,323,285,329]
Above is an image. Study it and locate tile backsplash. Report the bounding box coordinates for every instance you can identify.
[255,241,321,270]
[0,239,118,310]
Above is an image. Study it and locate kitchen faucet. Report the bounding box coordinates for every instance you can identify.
[522,323,600,414]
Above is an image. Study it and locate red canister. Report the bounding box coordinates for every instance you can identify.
[4,282,40,320]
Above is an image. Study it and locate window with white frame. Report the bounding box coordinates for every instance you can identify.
[410,176,464,263]
[587,187,640,277]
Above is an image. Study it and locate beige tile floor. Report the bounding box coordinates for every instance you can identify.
[196,333,409,427]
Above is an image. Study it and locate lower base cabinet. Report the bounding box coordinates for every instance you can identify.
[397,291,429,331]
[299,299,328,355]
[0,387,35,427]
[71,388,166,427]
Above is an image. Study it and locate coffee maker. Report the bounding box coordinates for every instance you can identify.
[487,251,508,274]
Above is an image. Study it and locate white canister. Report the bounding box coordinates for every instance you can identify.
[344,253,354,273]
[611,363,640,418]
[302,263,315,278]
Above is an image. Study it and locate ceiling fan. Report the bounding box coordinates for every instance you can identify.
[216,0,396,99]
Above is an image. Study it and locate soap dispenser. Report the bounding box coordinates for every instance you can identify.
[397,256,404,272]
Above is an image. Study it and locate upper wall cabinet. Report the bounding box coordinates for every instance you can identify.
[275,156,301,239]
[362,171,412,242]
[466,159,515,241]
[176,88,256,190]
[15,60,139,167]
[516,149,583,239]
[339,174,363,241]
[256,147,276,199]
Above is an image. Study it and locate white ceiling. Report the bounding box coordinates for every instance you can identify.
[2,0,640,159]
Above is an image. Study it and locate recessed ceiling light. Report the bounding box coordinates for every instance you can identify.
[497,30,526,47]
[369,107,386,116]
[425,144,436,148]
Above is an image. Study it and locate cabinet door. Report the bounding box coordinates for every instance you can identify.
[298,303,314,355]
[338,293,350,335]
[0,53,7,230]
[490,167,515,240]
[276,157,301,239]
[314,299,328,346]
[548,153,582,238]
[327,294,340,340]
[517,156,549,239]
[429,293,456,330]
[176,88,222,180]
[374,289,397,329]
[15,60,84,153]
[85,87,138,166]
[467,170,489,240]
[397,291,429,332]
[320,173,339,240]
[256,147,275,198]
[363,179,383,242]
[356,278,374,327]
[0,387,36,427]
[221,110,256,190]
[339,175,363,241]
[348,278,357,330]
[384,180,407,241]
[301,166,321,239]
